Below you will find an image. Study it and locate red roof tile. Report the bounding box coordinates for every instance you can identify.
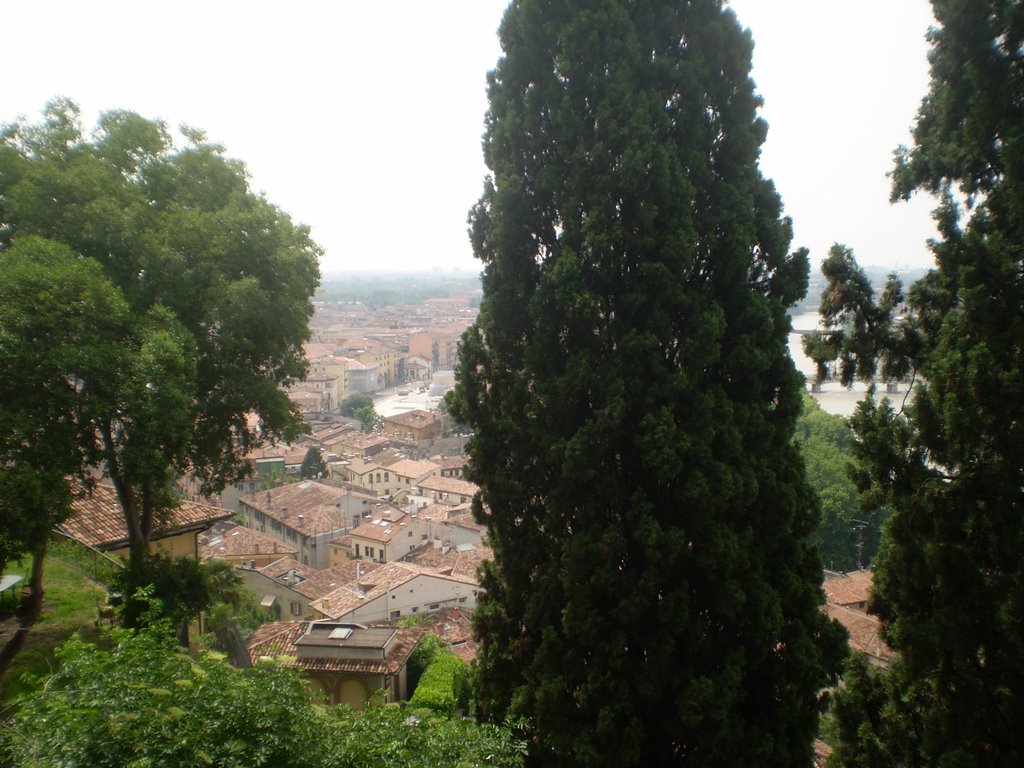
[824,603,894,664]
[246,621,424,675]
[823,570,874,609]
[199,522,296,562]
[59,483,231,551]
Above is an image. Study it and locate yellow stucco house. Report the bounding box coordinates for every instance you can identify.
[246,621,424,706]
[57,482,233,560]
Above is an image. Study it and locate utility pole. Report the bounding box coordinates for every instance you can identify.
[850,519,870,571]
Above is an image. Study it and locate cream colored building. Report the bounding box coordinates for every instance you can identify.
[310,561,478,623]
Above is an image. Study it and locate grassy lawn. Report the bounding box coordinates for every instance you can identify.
[0,556,108,709]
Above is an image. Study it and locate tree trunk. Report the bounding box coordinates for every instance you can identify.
[0,541,47,693]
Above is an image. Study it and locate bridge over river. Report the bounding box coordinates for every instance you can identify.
[788,312,914,418]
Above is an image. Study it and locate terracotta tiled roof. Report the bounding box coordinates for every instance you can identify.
[240,481,350,536]
[412,503,481,531]
[387,458,439,481]
[310,424,355,445]
[303,342,337,360]
[311,561,477,620]
[246,621,424,675]
[383,410,440,430]
[257,557,319,583]
[436,455,469,472]
[823,570,874,609]
[288,561,382,600]
[199,522,296,562]
[336,433,390,454]
[59,483,232,551]
[345,457,384,477]
[410,606,478,662]
[416,476,479,498]
[824,603,894,664]
[403,542,492,581]
[349,514,412,543]
[413,503,449,522]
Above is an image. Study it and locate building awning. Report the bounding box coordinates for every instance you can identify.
[260,595,277,608]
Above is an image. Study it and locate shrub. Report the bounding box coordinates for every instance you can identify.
[409,650,467,715]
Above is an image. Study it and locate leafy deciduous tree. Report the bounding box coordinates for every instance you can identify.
[354,404,380,433]
[450,2,846,765]
[0,235,130,685]
[795,396,887,572]
[340,392,373,417]
[0,101,320,569]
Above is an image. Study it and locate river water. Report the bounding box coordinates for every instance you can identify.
[787,311,913,419]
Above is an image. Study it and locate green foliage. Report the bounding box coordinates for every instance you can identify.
[48,537,125,587]
[409,650,467,715]
[0,620,526,768]
[801,244,910,388]
[258,468,294,491]
[825,654,914,768]
[339,392,373,417]
[113,553,211,633]
[819,2,1024,763]
[0,556,107,706]
[354,404,380,433]
[1,620,321,767]
[795,396,888,571]
[0,235,128,575]
[450,2,846,765]
[0,100,321,568]
[317,703,526,768]
[406,631,448,694]
[300,446,328,479]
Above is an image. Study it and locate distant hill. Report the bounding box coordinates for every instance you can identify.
[795,264,929,314]
[318,271,483,308]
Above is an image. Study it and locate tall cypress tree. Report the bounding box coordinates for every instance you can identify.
[821,2,1024,765]
[450,2,846,765]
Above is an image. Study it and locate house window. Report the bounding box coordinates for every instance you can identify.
[411,607,418,614]
[384,472,389,482]
[390,610,401,619]
[408,531,413,537]
[366,546,375,558]
[458,597,467,604]
[428,603,440,611]
[290,602,302,616]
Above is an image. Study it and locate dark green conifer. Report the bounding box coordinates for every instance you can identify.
[449,2,845,765]
[811,2,1024,764]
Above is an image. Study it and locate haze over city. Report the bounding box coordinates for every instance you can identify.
[5,0,937,275]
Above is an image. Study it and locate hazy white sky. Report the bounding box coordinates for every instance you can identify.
[4,1,937,276]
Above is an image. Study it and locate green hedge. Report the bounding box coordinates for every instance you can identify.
[409,651,466,715]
